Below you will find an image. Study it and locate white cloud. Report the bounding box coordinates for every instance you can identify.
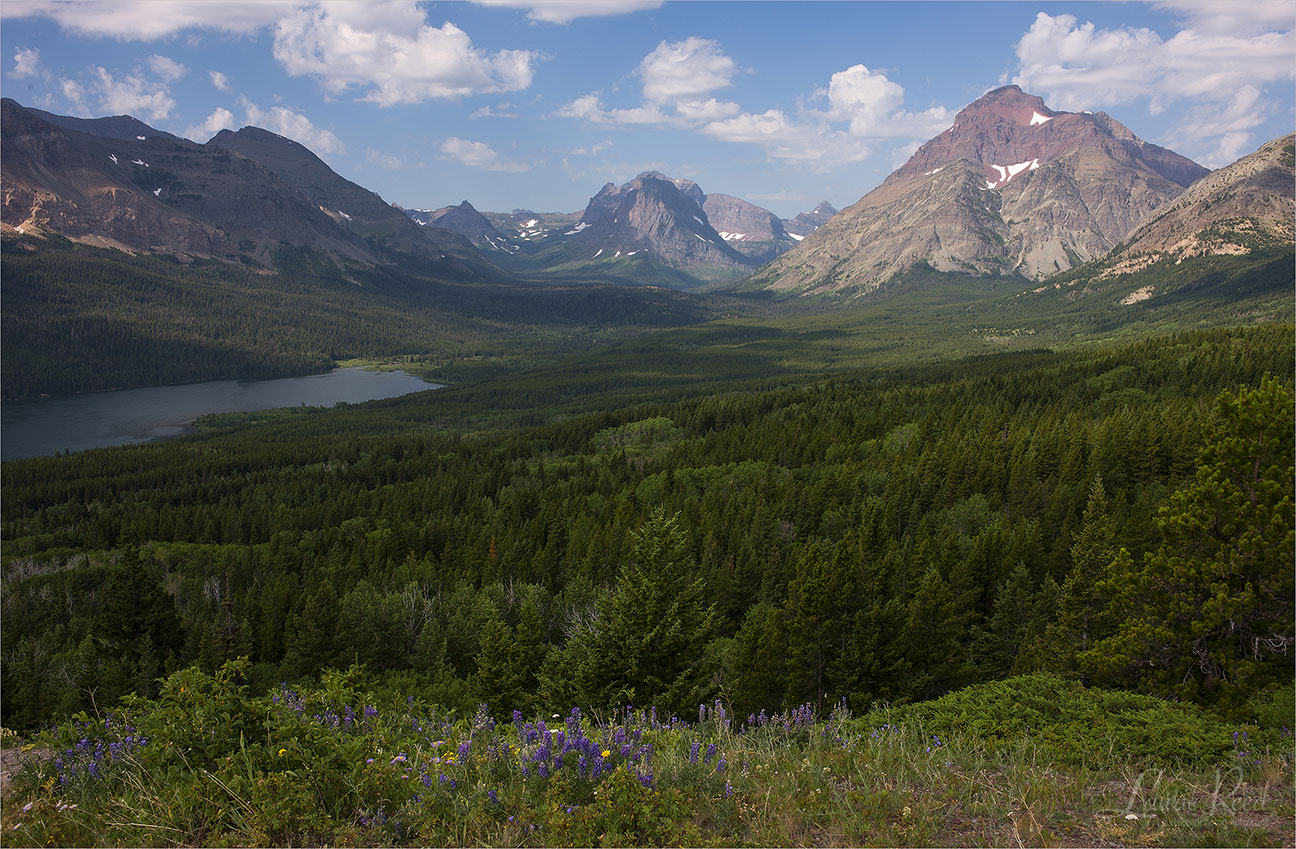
[240,96,345,154]
[703,109,872,171]
[272,2,537,105]
[10,47,39,78]
[91,67,174,121]
[1154,0,1296,39]
[1012,11,1295,162]
[60,79,88,115]
[1168,84,1269,167]
[366,148,419,169]
[0,1,295,40]
[890,139,923,169]
[470,102,520,118]
[566,137,613,156]
[147,54,187,82]
[820,65,953,139]
[558,39,949,172]
[638,37,734,103]
[182,106,236,142]
[440,137,528,172]
[209,70,231,91]
[674,98,742,123]
[469,0,662,24]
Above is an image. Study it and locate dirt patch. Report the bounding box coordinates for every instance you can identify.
[1,746,50,799]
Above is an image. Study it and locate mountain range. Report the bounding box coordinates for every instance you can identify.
[3,87,1291,304]
[745,85,1222,296]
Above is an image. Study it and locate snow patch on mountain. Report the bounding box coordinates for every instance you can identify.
[985,159,1040,189]
[1029,112,1052,126]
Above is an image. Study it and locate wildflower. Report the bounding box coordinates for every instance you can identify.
[601,749,611,758]
[366,758,374,764]
[278,748,287,757]
[391,754,407,764]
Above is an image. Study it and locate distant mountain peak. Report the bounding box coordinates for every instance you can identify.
[748,86,1211,296]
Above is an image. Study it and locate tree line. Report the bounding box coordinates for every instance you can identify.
[2,324,1290,729]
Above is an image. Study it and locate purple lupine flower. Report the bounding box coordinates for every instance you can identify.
[689,741,700,764]
[724,780,733,798]
[488,789,498,804]
[638,770,654,788]
[364,704,378,718]
[700,704,707,724]
[716,757,726,773]
[704,743,717,765]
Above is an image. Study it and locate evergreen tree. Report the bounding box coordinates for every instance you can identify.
[558,509,718,715]
[1085,378,1294,711]
[1043,476,1116,676]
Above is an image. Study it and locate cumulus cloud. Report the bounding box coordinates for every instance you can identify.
[555,39,740,128]
[147,54,187,82]
[209,70,231,91]
[703,109,872,170]
[182,106,236,142]
[558,39,950,172]
[1012,10,1295,163]
[91,67,175,120]
[10,47,40,78]
[60,79,88,115]
[240,96,345,154]
[440,137,528,172]
[820,65,953,139]
[272,2,537,105]
[638,37,734,103]
[469,0,662,24]
[0,0,295,40]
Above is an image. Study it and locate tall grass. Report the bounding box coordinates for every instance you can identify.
[3,663,1291,847]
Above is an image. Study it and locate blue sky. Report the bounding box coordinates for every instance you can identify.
[3,1,1293,218]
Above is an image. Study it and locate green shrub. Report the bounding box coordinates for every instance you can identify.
[858,674,1238,766]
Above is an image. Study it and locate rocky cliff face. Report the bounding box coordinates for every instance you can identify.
[1,99,493,276]
[406,200,516,253]
[782,201,837,238]
[556,171,758,281]
[749,85,1210,296]
[1112,134,1294,264]
[702,193,794,261]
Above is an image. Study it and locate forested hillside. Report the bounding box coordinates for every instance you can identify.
[4,325,1290,730]
[0,236,718,399]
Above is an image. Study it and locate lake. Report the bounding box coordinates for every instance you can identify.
[1,368,441,461]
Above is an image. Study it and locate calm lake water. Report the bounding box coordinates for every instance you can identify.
[1,368,441,461]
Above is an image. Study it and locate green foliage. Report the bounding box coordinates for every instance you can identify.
[864,674,1241,767]
[1086,377,1294,713]
[2,325,1293,732]
[3,664,1289,847]
[548,510,717,715]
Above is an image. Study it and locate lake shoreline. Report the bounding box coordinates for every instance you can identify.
[1,368,442,462]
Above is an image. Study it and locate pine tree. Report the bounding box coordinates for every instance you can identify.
[561,509,718,715]
[1043,476,1116,676]
[1085,378,1294,711]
